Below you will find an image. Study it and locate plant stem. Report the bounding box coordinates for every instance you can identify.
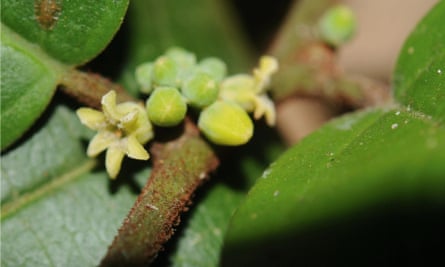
[100,119,219,267]
[268,0,391,144]
[59,69,138,108]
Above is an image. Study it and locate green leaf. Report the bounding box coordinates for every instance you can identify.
[1,102,146,266]
[170,185,244,267]
[222,108,445,265]
[393,1,445,122]
[1,105,89,204]
[1,171,140,267]
[1,0,129,65]
[0,28,61,149]
[0,0,129,149]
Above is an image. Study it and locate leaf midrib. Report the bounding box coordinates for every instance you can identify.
[1,159,96,219]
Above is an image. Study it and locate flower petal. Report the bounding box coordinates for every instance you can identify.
[118,108,138,130]
[101,90,122,123]
[105,146,125,179]
[126,135,149,160]
[253,56,278,93]
[76,108,106,130]
[253,95,276,126]
[87,131,118,157]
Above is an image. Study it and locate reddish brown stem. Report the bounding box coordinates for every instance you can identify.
[60,69,137,108]
[100,120,219,267]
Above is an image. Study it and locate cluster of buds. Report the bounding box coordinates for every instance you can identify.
[77,47,278,178]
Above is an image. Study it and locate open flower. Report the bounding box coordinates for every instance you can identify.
[219,56,278,126]
[76,90,153,179]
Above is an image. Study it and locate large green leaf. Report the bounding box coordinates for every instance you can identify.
[393,1,445,121]
[1,171,143,267]
[1,0,129,65]
[0,0,129,149]
[1,102,149,266]
[223,3,445,265]
[222,108,445,265]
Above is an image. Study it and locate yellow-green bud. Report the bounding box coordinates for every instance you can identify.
[153,56,180,87]
[318,5,357,47]
[182,72,219,108]
[146,87,187,127]
[135,62,154,94]
[198,101,253,146]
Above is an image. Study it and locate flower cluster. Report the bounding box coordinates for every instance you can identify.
[77,47,278,178]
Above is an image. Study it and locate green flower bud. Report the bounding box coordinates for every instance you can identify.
[318,5,356,47]
[146,87,187,127]
[198,57,227,81]
[153,56,180,87]
[166,46,197,69]
[135,62,154,94]
[198,101,253,146]
[182,72,219,108]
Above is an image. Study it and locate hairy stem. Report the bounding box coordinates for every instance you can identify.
[100,119,219,267]
[60,69,137,108]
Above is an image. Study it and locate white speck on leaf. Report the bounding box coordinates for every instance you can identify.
[391,123,398,129]
[438,69,442,74]
[273,190,280,197]
[261,169,271,179]
[395,111,400,116]
[408,46,414,54]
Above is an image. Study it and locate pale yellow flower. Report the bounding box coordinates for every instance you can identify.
[219,56,278,126]
[76,90,153,179]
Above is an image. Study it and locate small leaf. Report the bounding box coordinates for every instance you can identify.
[222,108,445,265]
[393,1,445,122]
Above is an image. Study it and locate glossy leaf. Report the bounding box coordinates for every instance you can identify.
[1,0,129,149]
[0,28,62,149]
[1,0,129,65]
[223,108,445,265]
[393,1,445,122]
